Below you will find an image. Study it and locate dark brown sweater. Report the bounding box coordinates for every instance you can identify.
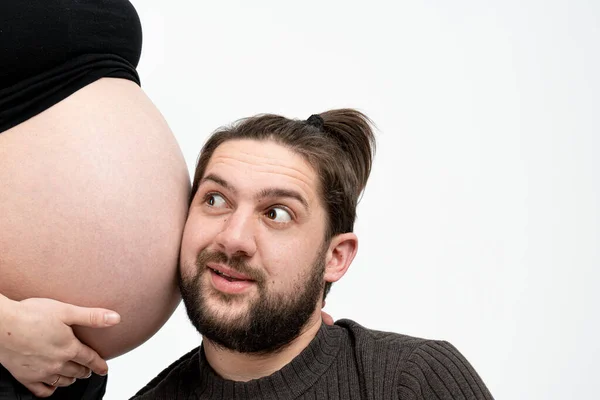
[132,319,494,399]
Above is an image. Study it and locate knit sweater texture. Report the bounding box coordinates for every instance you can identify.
[132,319,494,399]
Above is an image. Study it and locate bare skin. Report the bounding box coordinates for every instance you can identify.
[0,294,120,397]
[0,78,189,395]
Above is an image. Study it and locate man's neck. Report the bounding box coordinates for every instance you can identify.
[203,312,323,382]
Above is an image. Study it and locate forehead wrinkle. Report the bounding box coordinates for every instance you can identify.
[212,138,316,183]
[215,151,314,184]
[208,153,318,201]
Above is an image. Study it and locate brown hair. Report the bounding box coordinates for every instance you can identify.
[191,108,376,298]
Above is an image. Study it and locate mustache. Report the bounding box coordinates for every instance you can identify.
[195,250,266,283]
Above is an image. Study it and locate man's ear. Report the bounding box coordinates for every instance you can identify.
[324,233,358,284]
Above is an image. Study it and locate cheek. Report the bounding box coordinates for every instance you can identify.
[180,214,218,263]
[258,237,314,286]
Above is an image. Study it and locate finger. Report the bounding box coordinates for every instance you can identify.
[60,361,92,379]
[44,375,77,388]
[25,382,56,398]
[53,376,77,388]
[321,310,334,326]
[71,343,109,376]
[56,303,120,328]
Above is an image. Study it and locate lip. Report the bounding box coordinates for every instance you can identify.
[206,263,253,281]
[207,264,255,294]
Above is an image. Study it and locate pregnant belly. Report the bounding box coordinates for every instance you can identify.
[0,78,190,359]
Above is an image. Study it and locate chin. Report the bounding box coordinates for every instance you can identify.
[205,293,251,319]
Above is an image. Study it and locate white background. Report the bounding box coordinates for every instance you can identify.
[107,1,600,399]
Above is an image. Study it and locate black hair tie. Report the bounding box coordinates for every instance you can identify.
[306,114,324,130]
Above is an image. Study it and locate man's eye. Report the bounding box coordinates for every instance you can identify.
[205,193,226,208]
[265,207,292,223]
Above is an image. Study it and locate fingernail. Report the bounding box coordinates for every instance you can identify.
[99,369,108,376]
[103,312,120,325]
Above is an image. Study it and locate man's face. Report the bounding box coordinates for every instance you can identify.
[179,139,329,353]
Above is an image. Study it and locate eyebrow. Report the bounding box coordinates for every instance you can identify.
[201,173,309,210]
[201,174,236,193]
[256,188,309,210]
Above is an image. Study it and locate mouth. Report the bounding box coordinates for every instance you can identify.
[208,267,252,282]
[207,263,255,294]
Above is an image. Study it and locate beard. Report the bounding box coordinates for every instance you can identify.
[179,248,326,354]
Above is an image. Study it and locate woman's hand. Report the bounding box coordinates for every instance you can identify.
[321,300,334,326]
[0,295,120,397]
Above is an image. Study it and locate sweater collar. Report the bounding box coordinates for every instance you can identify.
[194,322,343,399]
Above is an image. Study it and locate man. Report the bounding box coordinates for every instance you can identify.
[134,109,494,399]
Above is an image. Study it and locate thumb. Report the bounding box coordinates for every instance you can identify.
[57,304,121,328]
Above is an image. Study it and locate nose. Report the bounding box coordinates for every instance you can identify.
[214,208,257,258]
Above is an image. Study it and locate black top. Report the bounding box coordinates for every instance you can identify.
[133,319,494,399]
[0,363,107,400]
[0,0,142,133]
